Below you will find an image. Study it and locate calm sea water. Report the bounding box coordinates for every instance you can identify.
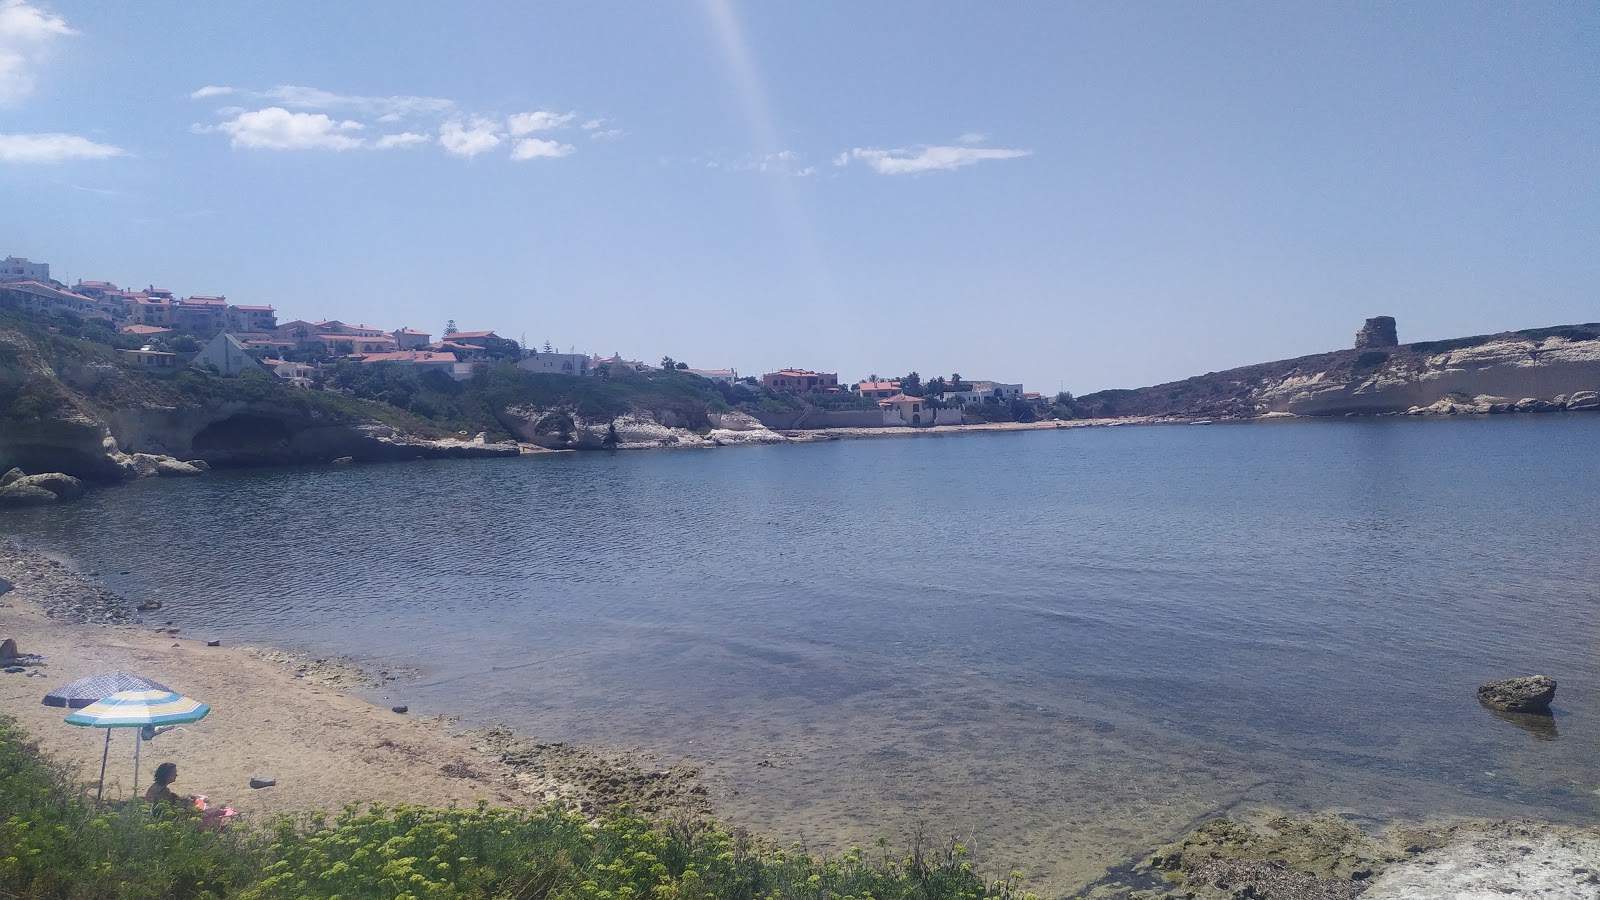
[6,417,1599,891]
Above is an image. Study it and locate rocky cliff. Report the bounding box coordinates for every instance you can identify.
[0,313,517,484]
[1074,323,1600,420]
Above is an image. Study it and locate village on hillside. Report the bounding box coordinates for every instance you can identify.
[0,255,1049,427]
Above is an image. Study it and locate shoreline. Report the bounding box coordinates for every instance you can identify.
[0,537,712,826]
[3,538,1595,898]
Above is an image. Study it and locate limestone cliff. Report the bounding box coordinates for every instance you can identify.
[1074,323,1600,420]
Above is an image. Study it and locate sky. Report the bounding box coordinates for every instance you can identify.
[1,1,1596,393]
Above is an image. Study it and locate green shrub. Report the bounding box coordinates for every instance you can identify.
[1,716,1034,900]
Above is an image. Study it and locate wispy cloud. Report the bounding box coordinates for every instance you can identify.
[510,137,574,161]
[257,84,454,119]
[0,131,123,163]
[191,84,597,161]
[0,0,73,105]
[375,131,429,150]
[439,118,502,157]
[704,149,815,177]
[508,110,575,135]
[580,118,625,140]
[841,144,1031,175]
[217,108,364,151]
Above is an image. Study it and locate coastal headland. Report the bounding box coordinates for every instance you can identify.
[6,304,1600,503]
[3,537,1596,898]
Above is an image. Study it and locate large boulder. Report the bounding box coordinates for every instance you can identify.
[0,467,24,487]
[1477,675,1557,713]
[10,472,85,501]
[155,458,205,477]
[1566,390,1599,411]
[0,483,59,507]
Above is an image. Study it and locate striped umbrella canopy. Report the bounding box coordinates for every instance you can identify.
[42,672,172,709]
[65,689,211,802]
[66,689,210,727]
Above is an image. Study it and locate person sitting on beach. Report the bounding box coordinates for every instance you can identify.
[143,762,231,825]
[143,762,186,807]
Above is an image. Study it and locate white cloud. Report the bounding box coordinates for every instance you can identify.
[843,144,1031,175]
[956,132,988,144]
[217,107,364,151]
[588,128,623,140]
[439,118,501,157]
[508,110,574,135]
[259,84,455,119]
[0,131,123,163]
[580,118,605,130]
[375,131,429,150]
[190,85,233,99]
[0,0,74,105]
[509,137,574,160]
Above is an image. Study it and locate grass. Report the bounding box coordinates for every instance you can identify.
[0,715,1036,900]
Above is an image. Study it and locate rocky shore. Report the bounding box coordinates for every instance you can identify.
[1084,812,1600,900]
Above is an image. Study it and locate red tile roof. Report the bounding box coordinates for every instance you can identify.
[445,330,499,339]
[857,381,901,392]
[232,305,274,311]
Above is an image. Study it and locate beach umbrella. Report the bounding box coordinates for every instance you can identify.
[65,689,210,803]
[41,672,172,708]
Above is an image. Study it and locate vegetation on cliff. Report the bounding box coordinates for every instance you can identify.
[0,309,810,447]
[0,715,1029,900]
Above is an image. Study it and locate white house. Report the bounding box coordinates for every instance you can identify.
[879,394,964,427]
[191,333,262,376]
[518,351,591,376]
[267,359,316,387]
[940,380,1024,405]
[0,257,50,282]
[686,368,738,385]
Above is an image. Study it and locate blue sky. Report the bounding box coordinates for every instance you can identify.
[2,1,1595,393]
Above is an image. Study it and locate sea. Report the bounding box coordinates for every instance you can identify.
[5,415,1598,891]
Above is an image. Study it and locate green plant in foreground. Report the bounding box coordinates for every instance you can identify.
[1,715,1034,900]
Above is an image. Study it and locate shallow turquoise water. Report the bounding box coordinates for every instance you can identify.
[7,416,1599,890]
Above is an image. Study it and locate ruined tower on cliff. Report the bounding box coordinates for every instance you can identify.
[1355,316,1398,350]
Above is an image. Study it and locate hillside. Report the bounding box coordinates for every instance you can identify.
[0,309,811,481]
[1070,323,1600,420]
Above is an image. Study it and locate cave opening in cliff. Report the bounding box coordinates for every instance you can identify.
[191,415,293,457]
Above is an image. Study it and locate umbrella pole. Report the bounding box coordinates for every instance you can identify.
[133,730,141,796]
[95,728,110,805]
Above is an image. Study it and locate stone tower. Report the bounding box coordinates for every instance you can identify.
[1355,316,1398,350]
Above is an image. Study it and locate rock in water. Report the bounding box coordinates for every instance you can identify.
[9,473,85,500]
[154,458,204,477]
[0,467,24,487]
[1477,675,1557,713]
[0,483,59,507]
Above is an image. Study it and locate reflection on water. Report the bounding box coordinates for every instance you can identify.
[1481,704,1560,741]
[6,416,1600,892]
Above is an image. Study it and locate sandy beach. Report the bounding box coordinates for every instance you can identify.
[0,538,707,825]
